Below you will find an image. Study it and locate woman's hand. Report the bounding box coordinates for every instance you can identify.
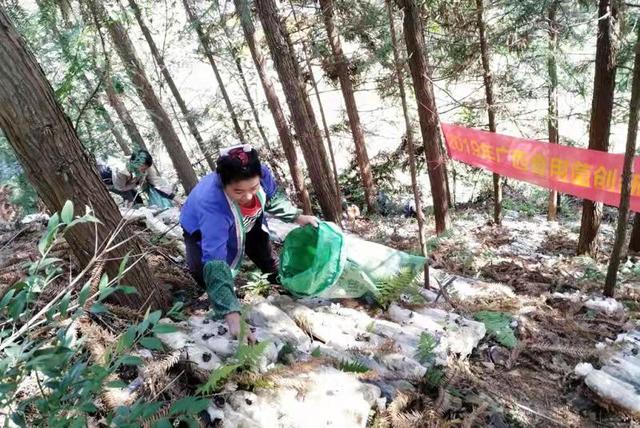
[295,215,319,228]
[224,312,256,344]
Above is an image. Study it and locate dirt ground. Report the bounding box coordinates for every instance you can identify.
[2,189,639,427]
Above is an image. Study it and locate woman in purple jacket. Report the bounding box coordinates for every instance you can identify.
[180,145,317,339]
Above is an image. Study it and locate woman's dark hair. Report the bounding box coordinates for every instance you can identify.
[130,149,153,167]
[216,147,261,185]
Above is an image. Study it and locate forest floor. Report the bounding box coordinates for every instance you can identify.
[349,187,640,427]
[1,186,639,427]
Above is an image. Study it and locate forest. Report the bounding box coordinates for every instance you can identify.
[0,0,639,426]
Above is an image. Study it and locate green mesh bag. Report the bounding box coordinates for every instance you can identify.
[279,221,426,299]
[146,186,173,209]
[279,222,346,297]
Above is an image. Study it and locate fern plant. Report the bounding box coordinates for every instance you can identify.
[375,267,425,307]
[197,317,269,395]
[415,332,437,364]
[240,271,272,297]
[335,359,370,374]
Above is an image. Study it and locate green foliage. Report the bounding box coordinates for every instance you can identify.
[424,367,445,389]
[375,267,425,308]
[0,201,202,427]
[335,359,370,374]
[197,318,268,395]
[415,332,437,364]
[474,311,518,349]
[240,271,272,297]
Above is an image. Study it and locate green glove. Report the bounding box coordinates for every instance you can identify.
[265,191,301,223]
[203,260,241,318]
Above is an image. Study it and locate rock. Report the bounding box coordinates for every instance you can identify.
[387,304,485,362]
[217,366,381,428]
[574,362,594,377]
[248,300,311,353]
[577,329,640,416]
[584,370,640,415]
[21,213,49,224]
[448,277,515,301]
[584,297,625,316]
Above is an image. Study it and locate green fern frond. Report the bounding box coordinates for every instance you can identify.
[415,332,437,364]
[375,267,425,307]
[335,359,370,374]
[424,367,445,388]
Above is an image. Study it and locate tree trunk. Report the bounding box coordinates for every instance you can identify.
[386,0,425,255]
[54,0,73,22]
[288,0,342,203]
[396,0,449,234]
[233,0,312,214]
[319,0,377,213]
[577,0,619,255]
[128,0,215,171]
[85,0,198,194]
[216,11,286,182]
[104,79,148,152]
[604,24,640,297]
[629,213,640,252]
[38,0,131,156]
[0,8,169,309]
[475,0,501,225]
[255,0,341,222]
[547,1,560,221]
[96,102,130,155]
[182,0,246,145]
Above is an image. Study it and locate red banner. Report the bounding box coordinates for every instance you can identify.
[441,123,640,212]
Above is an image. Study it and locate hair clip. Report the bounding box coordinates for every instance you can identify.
[220,144,252,157]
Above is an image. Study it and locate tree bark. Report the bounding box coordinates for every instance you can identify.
[604,24,640,297]
[475,0,501,225]
[128,0,215,171]
[0,8,169,309]
[233,0,312,214]
[386,0,425,256]
[95,102,130,155]
[288,0,342,203]
[85,0,198,194]
[577,0,619,255]
[395,0,449,234]
[547,1,560,221]
[319,0,377,213]
[255,0,341,222]
[629,213,640,252]
[182,0,246,145]
[104,79,148,152]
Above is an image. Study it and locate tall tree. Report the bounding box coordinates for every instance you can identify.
[255,0,342,222]
[233,0,312,214]
[395,0,449,234]
[629,214,640,251]
[84,0,198,194]
[547,1,560,221]
[37,0,130,156]
[0,7,169,309]
[577,0,620,255]
[475,0,501,225]
[386,0,425,255]
[182,0,246,145]
[318,0,377,212]
[288,0,341,201]
[105,77,149,152]
[127,0,215,171]
[605,23,640,296]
